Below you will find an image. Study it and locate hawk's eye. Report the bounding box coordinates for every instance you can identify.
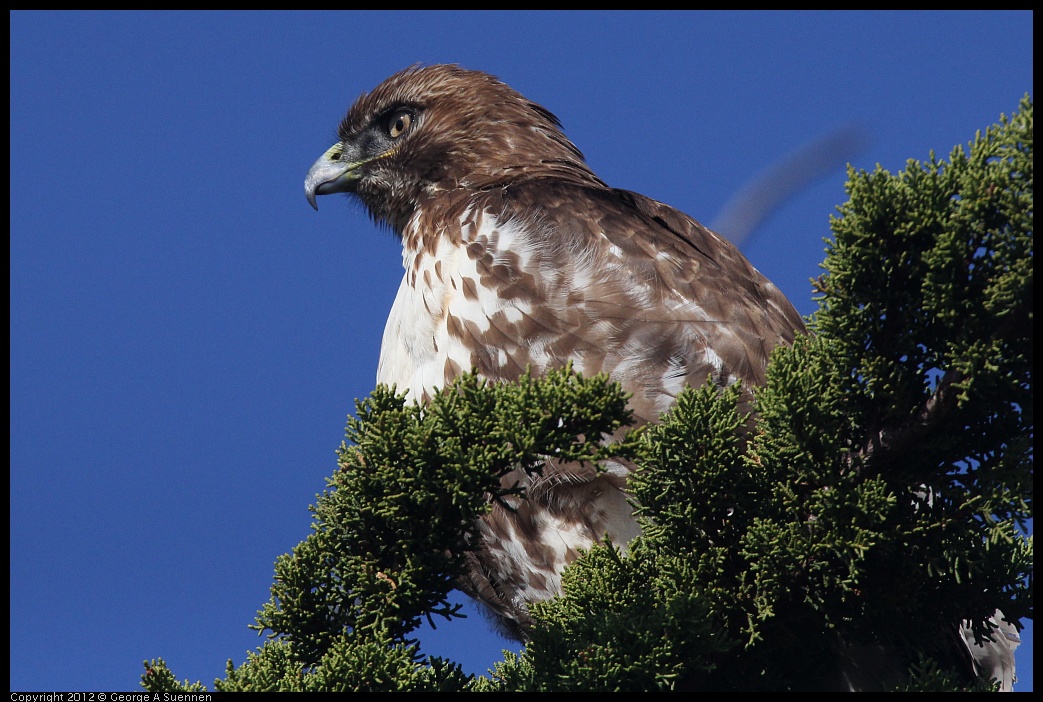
[386,110,414,139]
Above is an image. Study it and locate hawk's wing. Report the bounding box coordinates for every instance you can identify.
[416,180,804,426]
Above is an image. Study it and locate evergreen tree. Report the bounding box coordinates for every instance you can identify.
[143,96,1032,692]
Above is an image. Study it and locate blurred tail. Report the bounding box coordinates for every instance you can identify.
[713,123,870,247]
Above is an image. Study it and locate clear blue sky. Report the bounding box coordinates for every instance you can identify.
[10,10,1032,692]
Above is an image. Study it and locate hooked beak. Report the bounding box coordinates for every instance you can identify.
[305,143,361,210]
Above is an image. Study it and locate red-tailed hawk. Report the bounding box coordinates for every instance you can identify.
[305,65,1021,691]
[305,64,804,638]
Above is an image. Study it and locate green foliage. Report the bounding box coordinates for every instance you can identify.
[489,384,747,691]
[806,94,1033,650]
[143,97,1031,692]
[896,654,1003,692]
[140,659,207,693]
[144,366,635,693]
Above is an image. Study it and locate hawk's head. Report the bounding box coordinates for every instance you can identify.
[305,64,602,232]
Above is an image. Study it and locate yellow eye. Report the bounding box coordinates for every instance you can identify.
[387,110,413,139]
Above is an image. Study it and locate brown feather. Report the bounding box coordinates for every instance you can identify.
[315,64,805,639]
